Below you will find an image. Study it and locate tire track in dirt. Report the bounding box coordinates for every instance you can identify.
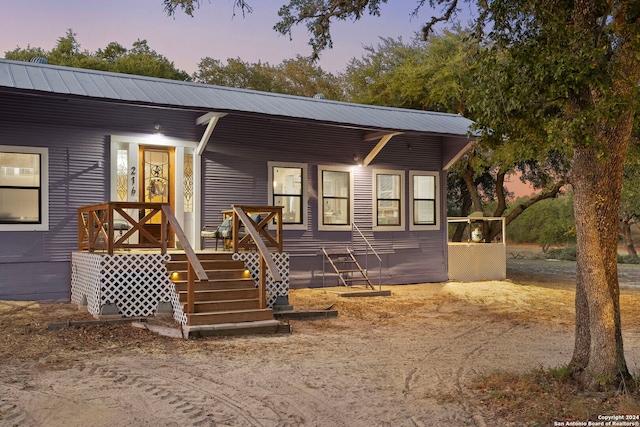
[82,363,270,427]
[0,396,31,426]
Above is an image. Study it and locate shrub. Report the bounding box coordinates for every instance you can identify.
[618,254,640,264]
[545,246,577,261]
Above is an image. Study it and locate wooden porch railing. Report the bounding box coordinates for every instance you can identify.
[77,202,208,316]
[224,205,283,253]
[229,205,283,308]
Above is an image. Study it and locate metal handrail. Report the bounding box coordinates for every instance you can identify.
[351,223,382,290]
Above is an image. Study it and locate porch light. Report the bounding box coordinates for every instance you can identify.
[171,271,179,279]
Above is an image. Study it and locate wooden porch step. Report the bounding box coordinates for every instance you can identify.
[166,259,245,271]
[173,278,256,292]
[186,298,261,313]
[186,308,274,326]
[169,252,234,261]
[168,250,277,330]
[178,288,259,303]
[170,269,248,281]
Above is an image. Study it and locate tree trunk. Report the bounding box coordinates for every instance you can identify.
[452,189,472,242]
[460,154,483,213]
[620,211,638,259]
[566,3,639,386]
[570,118,632,387]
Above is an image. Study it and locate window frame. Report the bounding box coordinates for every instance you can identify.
[318,165,353,231]
[267,161,308,230]
[409,170,440,231]
[0,145,49,232]
[372,169,405,232]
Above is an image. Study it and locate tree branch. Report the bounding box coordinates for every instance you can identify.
[504,180,566,227]
[422,0,459,39]
[163,0,252,17]
[492,167,508,217]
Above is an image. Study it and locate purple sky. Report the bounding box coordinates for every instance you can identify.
[0,0,476,74]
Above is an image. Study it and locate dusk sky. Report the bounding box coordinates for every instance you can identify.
[0,0,476,75]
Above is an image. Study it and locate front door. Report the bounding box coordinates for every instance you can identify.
[139,146,174,246]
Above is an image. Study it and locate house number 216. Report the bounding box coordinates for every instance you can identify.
[130,166,136,195]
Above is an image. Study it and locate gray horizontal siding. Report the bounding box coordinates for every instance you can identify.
[0,89,457,299]
[0,92,202,299]
[202,115,449,285]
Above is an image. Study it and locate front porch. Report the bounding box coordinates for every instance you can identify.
[71,202,290,337]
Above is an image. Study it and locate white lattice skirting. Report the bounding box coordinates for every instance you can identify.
[71,252,290,325]
[447,243,506,282]
[71,252,174,318]
[233,252,290,308]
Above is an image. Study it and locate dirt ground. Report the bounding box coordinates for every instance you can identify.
[2,258,640,427]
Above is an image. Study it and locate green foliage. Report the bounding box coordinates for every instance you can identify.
[545,246,577,261]
[548,365,572,381]
[507,194,575,251]
[193,54,343,99]
[4,30,190,81]
[163,0,252,17]
[342,28,474,114]
[618,254,640,264]
[275,0,389,60]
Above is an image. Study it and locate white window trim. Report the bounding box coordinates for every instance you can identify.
[318,165,353,231]
[268,161,308,231]
[409,170,440,231]
[372,168,405,232]
[0,145,49,232]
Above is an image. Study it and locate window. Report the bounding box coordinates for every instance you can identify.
[373,169,404,231]
[268,162,307,230]
[0,146,49,231]
[410,171,439,231]
[318,166,352,231]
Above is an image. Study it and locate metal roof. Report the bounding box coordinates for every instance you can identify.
[0,58,474,136]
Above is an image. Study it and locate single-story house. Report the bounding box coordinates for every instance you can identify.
[0,58,474,302]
